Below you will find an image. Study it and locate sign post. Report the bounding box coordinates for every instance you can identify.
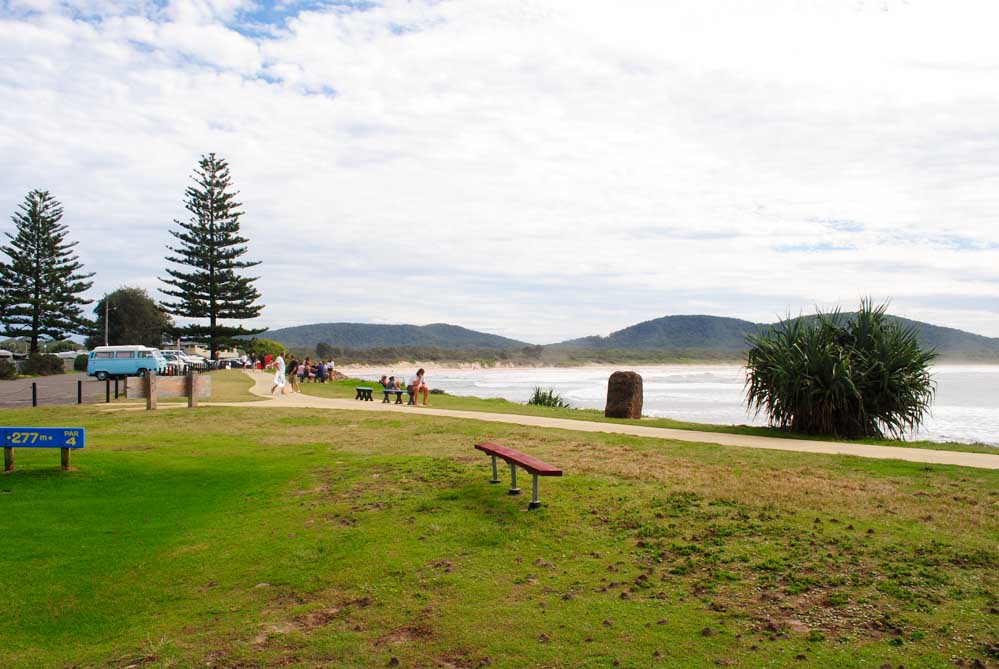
[1,427,86,472]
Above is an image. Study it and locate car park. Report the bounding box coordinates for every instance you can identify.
[157,350,190,374]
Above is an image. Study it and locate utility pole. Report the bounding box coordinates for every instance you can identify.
[104,296,109,347]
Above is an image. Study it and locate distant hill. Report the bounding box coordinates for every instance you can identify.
[266,322,529,350]
[554,315,760,351]
[266,315,999,361]
[553,314,999,360]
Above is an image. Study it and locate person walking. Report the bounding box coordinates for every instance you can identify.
[271,352,288,395]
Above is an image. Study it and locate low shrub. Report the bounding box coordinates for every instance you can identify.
[74,354,89,372]
[23,354,65,376]
[0,359,16,380]
[527,387,571,408]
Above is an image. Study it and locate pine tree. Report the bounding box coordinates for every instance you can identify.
[0,190,94,353]
[160,153,264,356]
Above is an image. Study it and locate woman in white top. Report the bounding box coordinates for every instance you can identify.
[270,354,288,395]
[408,368,429,405]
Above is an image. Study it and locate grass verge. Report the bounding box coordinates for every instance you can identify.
[1,404,996,668]
[298,378,998,455]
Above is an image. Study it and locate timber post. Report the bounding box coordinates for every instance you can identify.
[145,371,158,411]
[187,371,199,408]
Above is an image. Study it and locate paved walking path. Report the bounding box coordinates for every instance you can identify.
[103,371,999,470]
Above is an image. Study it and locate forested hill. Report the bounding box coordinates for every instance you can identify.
[552,314,999,359]
[266,322,529,350]
[554,315,760,351]
[267,315,999,360]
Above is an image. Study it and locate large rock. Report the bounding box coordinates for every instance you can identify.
[605,371,643,419]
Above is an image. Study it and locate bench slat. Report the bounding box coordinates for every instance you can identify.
[475,442,562,476]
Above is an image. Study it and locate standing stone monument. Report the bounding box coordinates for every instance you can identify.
[605,371,643,419]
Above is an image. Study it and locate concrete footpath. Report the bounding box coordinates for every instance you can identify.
[105,370,999,471]
[220,372,999,471]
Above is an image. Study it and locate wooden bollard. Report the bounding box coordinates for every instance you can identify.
[187,371,199,408]
[61,448,70,470]
[144,371,157,410]
[3,447,13,472]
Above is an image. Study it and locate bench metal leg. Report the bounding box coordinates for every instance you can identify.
[395,393,403,404]
[355,389,361,400]
[489,455,500,483]
[383,393,390,403]
[528,474,541,510]
[3,447,12,473]
[508,462,521,495]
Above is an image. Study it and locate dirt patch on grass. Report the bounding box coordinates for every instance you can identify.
[375,623,435,646]
[594,484,999,649]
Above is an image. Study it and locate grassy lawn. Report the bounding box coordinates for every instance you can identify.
[198,369,263,403]
[1,403,997,668]
[113,369,263,405]
[300,378,999,454]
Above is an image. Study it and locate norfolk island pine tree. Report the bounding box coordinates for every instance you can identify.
[0,190,94,353]
[159,153,265,358]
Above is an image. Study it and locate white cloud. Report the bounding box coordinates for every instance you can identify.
[0,0,997,342]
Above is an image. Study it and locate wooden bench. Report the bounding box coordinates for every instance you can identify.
[474,442,562,510]
[354,386,374,401]
[3,427,86,472]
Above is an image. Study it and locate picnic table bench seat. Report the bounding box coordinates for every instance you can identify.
[382,389,405,404]
[475,442,562,510]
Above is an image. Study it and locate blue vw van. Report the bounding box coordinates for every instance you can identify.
[87,346,167,381]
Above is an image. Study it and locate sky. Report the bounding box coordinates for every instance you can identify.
[1,0,997,344]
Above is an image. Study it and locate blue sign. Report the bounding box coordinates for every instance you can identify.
[1,427,85,449]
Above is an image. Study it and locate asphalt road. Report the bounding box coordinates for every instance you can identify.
[0,373,119,408]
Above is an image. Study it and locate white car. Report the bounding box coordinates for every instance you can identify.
[158,350,191,374]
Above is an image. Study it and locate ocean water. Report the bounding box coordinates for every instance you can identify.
[353,364,999,447]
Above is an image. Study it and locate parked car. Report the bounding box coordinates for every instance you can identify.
[157,350,189,374]
[86,345,167,381]
[185,354,209,369]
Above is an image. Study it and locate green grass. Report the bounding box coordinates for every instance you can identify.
[113,369,263,405]
[1,403,996,668]
[300,377,999,454]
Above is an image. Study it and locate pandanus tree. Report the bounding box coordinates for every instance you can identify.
[745,300,936,439]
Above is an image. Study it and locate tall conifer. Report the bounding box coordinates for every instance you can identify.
[160,153,264,356]
[0,190,94,353]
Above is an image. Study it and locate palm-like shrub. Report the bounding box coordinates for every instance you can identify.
[527,387,571,409]
[745,301,936,439]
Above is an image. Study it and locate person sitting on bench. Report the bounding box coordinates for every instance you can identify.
[408,368,429,406]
